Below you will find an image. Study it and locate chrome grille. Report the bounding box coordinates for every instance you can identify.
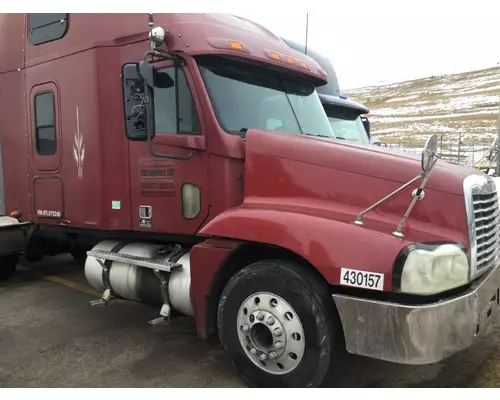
[464,174,500,278]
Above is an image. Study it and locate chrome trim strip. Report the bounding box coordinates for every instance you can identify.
[477,217,500,233]
[477,232,499,249]
[477,249,498,265]
[475,211,499,224]
[474,197,497,205]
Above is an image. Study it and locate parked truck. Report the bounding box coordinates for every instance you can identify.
[283,37,383,146]
[1,13,500,388]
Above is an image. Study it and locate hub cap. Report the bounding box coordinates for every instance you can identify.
[237,292,305,375]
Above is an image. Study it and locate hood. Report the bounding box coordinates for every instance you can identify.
[243,129,479,245]
[245,129,480,196]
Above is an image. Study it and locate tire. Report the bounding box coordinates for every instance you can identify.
[217,259,343,388]
[0,254,19,280]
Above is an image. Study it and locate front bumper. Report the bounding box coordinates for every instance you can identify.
[332,263,500,365]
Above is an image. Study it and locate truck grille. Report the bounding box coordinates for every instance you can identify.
[464,174,500,278]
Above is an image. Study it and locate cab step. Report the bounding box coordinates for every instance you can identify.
[86,249,181,272]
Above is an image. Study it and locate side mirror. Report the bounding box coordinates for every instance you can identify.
[421,134,438,172]
[122,62,175,142]
[122,63,150,141]
[488,136,498,161]
[361,116,370,139]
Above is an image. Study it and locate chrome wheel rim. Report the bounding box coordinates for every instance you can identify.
[236,292,305,375]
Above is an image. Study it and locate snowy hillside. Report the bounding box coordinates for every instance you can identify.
[344,67,500,147]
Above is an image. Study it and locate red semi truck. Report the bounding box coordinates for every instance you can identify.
[1,13,500,388]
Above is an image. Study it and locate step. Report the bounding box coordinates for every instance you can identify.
[86,249,181,273]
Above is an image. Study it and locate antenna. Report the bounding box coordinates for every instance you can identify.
[304,13,309,55]
[148,13,154,28]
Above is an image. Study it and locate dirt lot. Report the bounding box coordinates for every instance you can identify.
[1,254,500,388]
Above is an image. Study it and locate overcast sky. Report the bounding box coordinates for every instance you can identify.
[236,2,499,90]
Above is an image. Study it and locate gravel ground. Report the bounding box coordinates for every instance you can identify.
[0,254,499,388]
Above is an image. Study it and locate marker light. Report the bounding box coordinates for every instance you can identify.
[298,61,309,70]
[270,52,281,60]
[229,41,243,50]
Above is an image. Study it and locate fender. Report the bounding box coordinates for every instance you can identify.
[199,205,413,291]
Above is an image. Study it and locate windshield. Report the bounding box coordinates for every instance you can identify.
[196,56,335,139]
[325,106,370,145]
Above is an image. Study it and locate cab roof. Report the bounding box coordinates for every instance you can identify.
[0,13,328,85]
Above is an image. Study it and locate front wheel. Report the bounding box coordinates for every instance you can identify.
[218,260,343,388]
[0,254,19,280]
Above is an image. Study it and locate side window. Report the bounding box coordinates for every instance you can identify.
[34,92,57,156]
[154,67,200,134]
[28,14,68,46]
[266,118,282,130]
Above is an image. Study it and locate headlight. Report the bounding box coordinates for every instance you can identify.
[397,243,469,295]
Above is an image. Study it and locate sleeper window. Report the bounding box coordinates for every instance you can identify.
[34,92,57,156]
[28,14,69,45]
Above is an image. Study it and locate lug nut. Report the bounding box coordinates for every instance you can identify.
[274,327,283,337]
[266,316,275,325]
[274,341,284,350]
[241,324,249,333]
[250,348,257,355]
[259,353,268,361]
[257,312,265,321]
[269,351,278,359]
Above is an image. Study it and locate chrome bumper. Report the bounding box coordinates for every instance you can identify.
[332,264,500,365]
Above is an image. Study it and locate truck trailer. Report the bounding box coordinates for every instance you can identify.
[1,13,500,388]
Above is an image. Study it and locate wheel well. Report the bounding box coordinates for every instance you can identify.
[204,241,331,339]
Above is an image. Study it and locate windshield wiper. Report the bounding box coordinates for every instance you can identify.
[303,132,333,139]
[234,128,247,138]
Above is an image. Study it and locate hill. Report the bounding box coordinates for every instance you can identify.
[344,67,500,149]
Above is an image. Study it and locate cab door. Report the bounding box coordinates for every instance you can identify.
[128,62,210,235]
[28,82,64,221]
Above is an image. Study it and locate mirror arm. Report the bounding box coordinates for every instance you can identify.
[392,158,437,237]
[142,51,194,161]
[354,173,424,226]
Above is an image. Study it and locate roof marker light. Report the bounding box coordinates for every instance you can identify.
[229,41,243,50]
[286,57,296,64]
[298,61,309,70]
[270,52,281,60]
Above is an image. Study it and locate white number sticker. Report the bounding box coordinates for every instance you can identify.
[340,268,384,291]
